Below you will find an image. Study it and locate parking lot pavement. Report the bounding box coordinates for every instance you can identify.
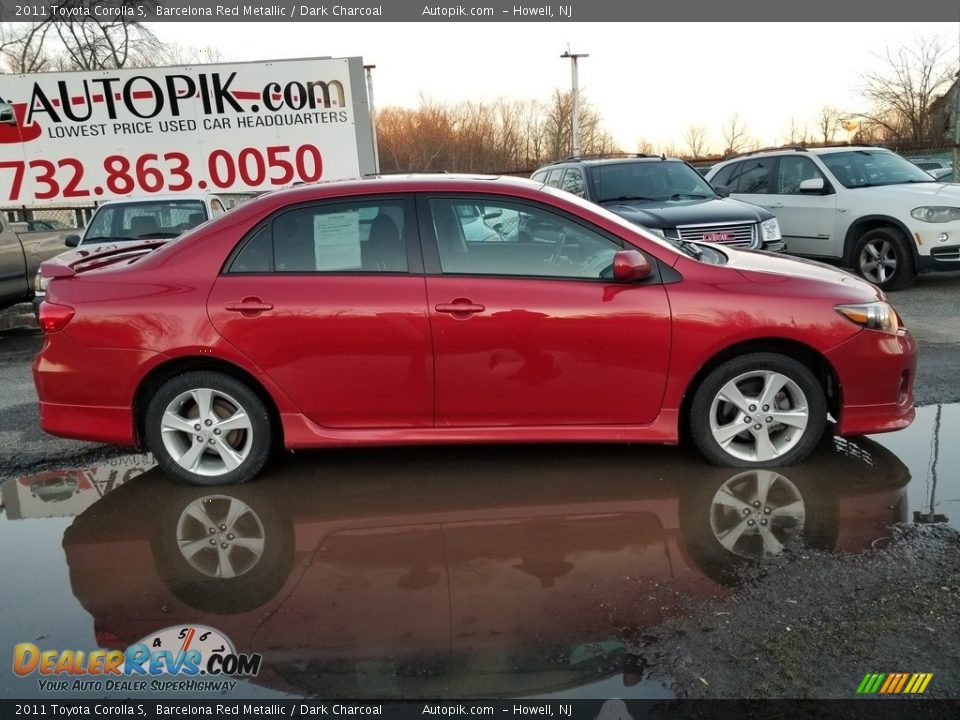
[887,270,960,345]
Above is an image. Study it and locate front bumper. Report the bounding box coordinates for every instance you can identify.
[916,244,960,271]
[825,327,918,436]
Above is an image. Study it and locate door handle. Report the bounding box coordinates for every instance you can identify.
[225,297,274,315]
[435,299,485,316]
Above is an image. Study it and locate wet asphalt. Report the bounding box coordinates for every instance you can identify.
[0,275,959,700]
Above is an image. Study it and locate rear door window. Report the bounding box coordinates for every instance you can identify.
[731,158,775,194]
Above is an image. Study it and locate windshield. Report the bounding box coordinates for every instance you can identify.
[588,161,718,203]
[82,200,207,244]
[820,150,937,189]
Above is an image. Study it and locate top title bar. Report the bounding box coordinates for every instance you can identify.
[1,0,959,22]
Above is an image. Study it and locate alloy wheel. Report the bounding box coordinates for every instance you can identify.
[708,370,809,462]
[709,470,806,557]
[858,238,897,285]
[160,388,254,477]
[176,495,266,579]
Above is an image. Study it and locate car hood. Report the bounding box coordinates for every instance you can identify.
[856,182,960,200]
[601,197,773,230]
[723,248,885,302]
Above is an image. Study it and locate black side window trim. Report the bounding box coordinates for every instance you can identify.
[221,194,425,276]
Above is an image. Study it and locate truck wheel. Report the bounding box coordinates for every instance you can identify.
[145,371,272,486]
[689,353,826,467]
[853,228,915,291]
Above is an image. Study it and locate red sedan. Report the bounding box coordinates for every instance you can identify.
[34,176,917,486]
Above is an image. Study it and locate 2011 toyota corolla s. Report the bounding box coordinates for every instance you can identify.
[33,175,917,486]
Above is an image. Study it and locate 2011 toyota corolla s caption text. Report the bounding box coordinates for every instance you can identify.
[33,175,917,486]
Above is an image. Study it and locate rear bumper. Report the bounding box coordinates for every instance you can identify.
[826,328,918,436]
[38,402,137,446]
[33,332,157,446]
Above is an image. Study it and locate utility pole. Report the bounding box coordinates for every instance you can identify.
[364,64,381,175]
[560,50,588,158]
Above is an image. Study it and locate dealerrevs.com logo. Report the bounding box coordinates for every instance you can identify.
[13,625,261,693]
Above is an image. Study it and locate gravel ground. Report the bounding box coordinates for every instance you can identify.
[636,524,960,698]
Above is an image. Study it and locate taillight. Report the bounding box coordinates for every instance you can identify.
[38,302,75,333]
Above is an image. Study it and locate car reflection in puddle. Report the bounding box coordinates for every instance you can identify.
[36,434,913,700]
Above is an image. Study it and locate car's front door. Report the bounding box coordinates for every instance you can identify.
[420,195,672,428]
[768,156,839,257]
[208,195,433,429]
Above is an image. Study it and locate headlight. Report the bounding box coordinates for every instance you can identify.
[760,218,781,241]
[910,206,960,223]
[835,302,899,334]
[34,272,49,293]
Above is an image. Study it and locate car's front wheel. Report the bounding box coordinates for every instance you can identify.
[689,353,827,467]
[145,371,272,486]
[853,227,915,291]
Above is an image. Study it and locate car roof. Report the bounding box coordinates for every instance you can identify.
[214,175,548,217]
[715,145,891,165]
[538,157,685,170]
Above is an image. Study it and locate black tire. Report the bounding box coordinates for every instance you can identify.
[689,352,827,468]
[150,484,294,614]
[852,227,915,291]
[145,370,272,486]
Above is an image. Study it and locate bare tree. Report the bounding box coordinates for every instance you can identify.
[860,35,957,144]
[817,106,843,144]
[636,137,655,155]
[377,91,620,174]
[721,113,749,155]
[1,22,55,73]
[1,9,226,73]
[160,43,226,66]
[659,144,683,158]
[683,125,709,158]
[783,116,810,145]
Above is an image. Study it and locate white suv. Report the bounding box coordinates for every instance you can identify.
[706,146,960,290]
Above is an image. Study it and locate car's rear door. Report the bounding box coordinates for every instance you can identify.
[419,193,672,428]
[207,194,434,429]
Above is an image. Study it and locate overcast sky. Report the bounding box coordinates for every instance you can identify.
[151,22,958,153]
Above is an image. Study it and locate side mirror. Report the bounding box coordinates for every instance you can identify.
[613,249,652,282]
[799,177,825,193]
[0,102,15,126]
[714,185,731,198]
[65,234,80,247]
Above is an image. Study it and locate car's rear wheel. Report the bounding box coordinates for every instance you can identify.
[145,371,272,486]
[853,227,914,291]
[689,353,826,467]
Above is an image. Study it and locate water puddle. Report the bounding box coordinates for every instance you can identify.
[0,404,956,699]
